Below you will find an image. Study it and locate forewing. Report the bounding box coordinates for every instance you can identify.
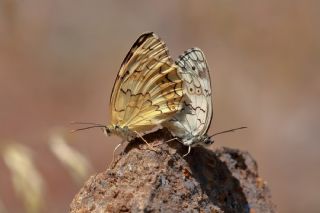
[110,32,183,132]
[166,48,213,138]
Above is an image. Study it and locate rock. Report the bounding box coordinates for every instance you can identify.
[70,129,276,213]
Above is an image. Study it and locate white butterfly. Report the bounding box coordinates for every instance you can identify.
[164,48,246,155]
[164,48,213,148]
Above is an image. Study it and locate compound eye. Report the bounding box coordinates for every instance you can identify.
[204,138,213,145]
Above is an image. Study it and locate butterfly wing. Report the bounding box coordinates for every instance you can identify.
[164,48,213,145]
[110,32,183,132]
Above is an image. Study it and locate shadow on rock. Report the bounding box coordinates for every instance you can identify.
[185,146,249,213]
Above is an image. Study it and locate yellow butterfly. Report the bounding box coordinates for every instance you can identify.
[73,32,183,150]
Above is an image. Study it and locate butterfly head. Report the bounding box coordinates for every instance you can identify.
[181,134,213,146]
[202,135,214,145]
[104,124,122,136]
[105,125,136,141]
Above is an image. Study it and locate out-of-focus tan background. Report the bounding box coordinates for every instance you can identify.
[0,1,319,212]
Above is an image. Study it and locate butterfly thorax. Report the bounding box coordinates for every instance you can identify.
[181,133,213,147]
[106,124,136,141]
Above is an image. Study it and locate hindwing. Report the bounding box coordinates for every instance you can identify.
[110,33,183,132]
[164,48,213,145]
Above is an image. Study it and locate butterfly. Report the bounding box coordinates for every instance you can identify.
[73,32,183,150]
[163,48,246,156]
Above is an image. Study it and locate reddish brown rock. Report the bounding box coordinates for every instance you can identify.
[70,129,276,213]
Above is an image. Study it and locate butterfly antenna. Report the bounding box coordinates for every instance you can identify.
[70,121,105,126]
[70,121,107,133]
[209,127,247,138]
[71,125,107,133]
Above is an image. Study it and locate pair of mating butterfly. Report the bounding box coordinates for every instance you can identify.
[74,32,245,156]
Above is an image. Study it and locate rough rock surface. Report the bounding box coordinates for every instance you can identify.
[70,129,276,213]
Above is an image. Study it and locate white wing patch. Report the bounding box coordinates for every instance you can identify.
[164,48,213,146]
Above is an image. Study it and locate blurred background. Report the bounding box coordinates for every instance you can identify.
[0,0,319,212]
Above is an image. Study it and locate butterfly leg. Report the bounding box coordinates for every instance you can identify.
[109,141,124,168]
[101,126,122,168]
[134,131,157,152]
[102,127,108,137]
[164,137,179,143]
[182,146,191,158]
[153,137,179,146]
